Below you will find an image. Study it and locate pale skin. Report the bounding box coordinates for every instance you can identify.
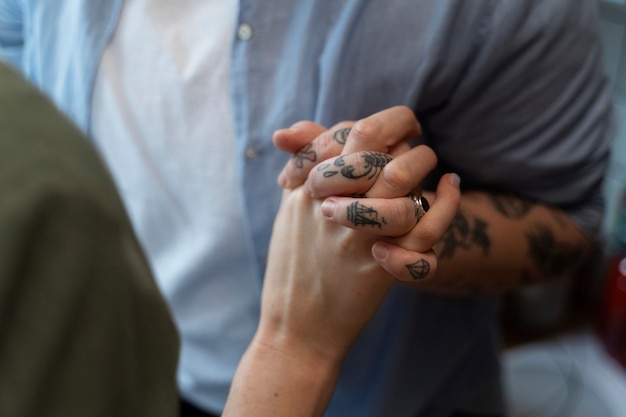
[222,107,461,417]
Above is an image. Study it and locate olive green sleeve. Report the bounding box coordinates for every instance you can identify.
[0,64,180,417]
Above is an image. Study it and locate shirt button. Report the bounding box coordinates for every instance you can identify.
[245,146,259,159]
[237,23,253,41]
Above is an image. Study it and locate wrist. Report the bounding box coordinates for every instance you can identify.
[253,326,345,375]
[223,333,341,417]
[255,305,357,364]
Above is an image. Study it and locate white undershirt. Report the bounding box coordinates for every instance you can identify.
[90,0,259,411]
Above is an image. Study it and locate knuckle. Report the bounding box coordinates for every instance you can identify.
[381,167,411,192]
[395,106,422,134]
[317,131,337,154]
[351,118,382,144]
[281,189,309,213]
[287,164,306,182]
[415,144,438,165]
[391,201,415,223]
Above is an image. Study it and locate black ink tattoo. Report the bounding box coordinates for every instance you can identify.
[293,143,317,169]
[490,194,532,219]
[549,208,570,229]
[347,201,386,229]
[526,223,586,277]
[472,219,490,252]
[316,162,331,172]
[406,259,430,280]
[322,152,392,180]
[439,210,490,259]
[333,127,351,145]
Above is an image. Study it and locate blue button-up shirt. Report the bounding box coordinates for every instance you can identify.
[0,1,614,415]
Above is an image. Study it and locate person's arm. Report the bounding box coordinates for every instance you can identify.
[377,189,592,295]
[0,64,179,417]
[274,106,599,296]
[303,154,581,296]
[223,151,461,416]
[0,176,180,417]
[222,188,388,417]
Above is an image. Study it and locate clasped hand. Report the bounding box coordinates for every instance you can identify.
[259,106,461,363]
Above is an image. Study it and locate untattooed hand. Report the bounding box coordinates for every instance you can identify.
[224,183,413,417]
[258,186,395,362]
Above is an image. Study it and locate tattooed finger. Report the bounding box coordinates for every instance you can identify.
[371,241,438,282]
[366,144,437,199]
[273,121,328,154]
[278,122,354,188]
[342,106,422,155]
[333,127,352,145]
[321,195,419,237]
[307,151,393,198]
[389,173,461,253]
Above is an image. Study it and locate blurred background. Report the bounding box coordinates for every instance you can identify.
[500,1,626,415]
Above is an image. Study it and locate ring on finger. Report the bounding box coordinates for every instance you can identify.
[407,194,430,221]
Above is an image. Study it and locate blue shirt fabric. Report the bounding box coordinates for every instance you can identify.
[0,1,614,416]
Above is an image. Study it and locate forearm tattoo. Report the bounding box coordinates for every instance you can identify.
[293,143,317,169]
[406,259,430,280]
[492,194,587,281]
[333,127,351,145]
[347,201,386,229]
[431,195,587,293]
[438,209,490,259]
[526,223,586,278]
[490,194,532,219]
[318,151,392,180]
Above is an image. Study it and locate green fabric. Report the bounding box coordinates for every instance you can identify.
[0,64,180,417]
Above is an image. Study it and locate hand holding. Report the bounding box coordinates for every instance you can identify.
[224,182,420,417]
[274,105,420,189]
[273,106,461,285]
[257,186,395,362]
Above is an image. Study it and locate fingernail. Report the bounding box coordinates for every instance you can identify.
[321,198,336,217]
[449,173,461,187]
[372,242,388,262]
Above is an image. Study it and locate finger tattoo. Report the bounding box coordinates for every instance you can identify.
[526,223,586,277]
[406,259,430,280]
[333,127,351,145]
[322,151,392,179]
[293,143,317,169]
[347,201,386,229]
[490,194,532,219]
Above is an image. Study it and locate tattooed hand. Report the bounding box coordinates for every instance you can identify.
[272,106,462,284]
[273,105,419,189]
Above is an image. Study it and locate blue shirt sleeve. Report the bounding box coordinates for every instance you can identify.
[0,0,24,68]
[424,0,615,237]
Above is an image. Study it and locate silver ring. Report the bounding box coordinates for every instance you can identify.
[408,194,429,221]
